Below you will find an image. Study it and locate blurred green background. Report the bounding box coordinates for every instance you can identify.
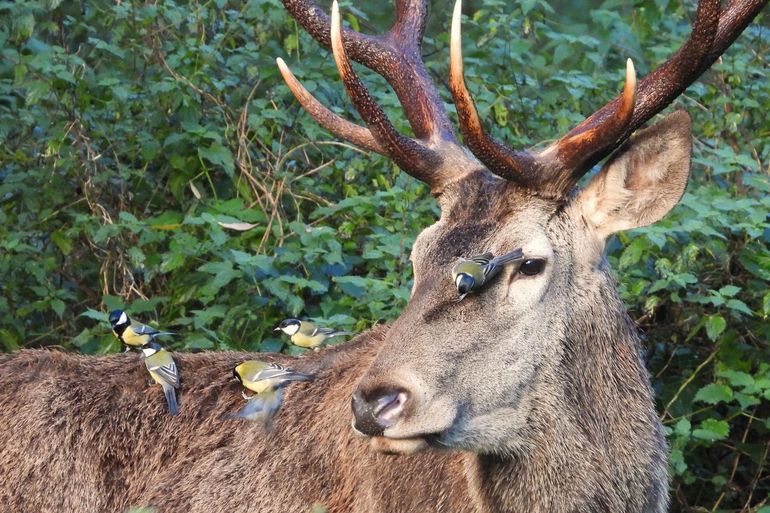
[0,0,768,510]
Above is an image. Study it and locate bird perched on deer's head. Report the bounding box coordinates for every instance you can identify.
[451,249,526,301]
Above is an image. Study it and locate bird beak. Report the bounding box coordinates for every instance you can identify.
[273,326,281,332]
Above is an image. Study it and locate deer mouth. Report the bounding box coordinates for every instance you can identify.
[352,419,455,455]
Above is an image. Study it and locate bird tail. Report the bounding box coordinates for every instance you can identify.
[284,371,315,383]
[491,248,524,266]
[162,384,179,416]
[327,330,352,338]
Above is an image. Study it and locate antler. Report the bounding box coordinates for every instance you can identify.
[278,0,463,191]
[450,0,767,196]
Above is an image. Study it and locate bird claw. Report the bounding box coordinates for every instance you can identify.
[453,293,468,303]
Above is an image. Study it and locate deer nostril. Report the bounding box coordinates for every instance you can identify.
[351,388,410,437]
[372,391,407,423]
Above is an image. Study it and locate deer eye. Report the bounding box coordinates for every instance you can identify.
[518,259,546,276]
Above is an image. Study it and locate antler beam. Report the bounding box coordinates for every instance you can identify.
[281,0,455,143]
[449,0,767,196]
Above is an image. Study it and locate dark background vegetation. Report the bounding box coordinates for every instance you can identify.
[0,0,768,510]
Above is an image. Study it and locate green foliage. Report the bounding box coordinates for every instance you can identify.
[0,0,768,510]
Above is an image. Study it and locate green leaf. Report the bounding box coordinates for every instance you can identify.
[694,383,733,405]
[51,231,73,255]
[705,315,726,341]
[80,309,109,322]
[50,299,65,318]
[674,418,691,437]
[717,370,754,389]
[726,299,753,316]
[199,142,235,176]
[692,419,729,441]
[718,285,740,297]
[763,291,770,317]
[734,392,760,409]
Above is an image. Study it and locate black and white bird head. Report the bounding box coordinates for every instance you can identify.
[108,309,129,329]
[454,273,475,297]
[274,318,301,336]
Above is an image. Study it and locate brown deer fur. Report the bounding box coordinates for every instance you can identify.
[1,0,765,511]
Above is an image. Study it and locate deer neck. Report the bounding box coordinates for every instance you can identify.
[463,265,667,513]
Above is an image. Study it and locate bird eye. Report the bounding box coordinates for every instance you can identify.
[519,258,546,276]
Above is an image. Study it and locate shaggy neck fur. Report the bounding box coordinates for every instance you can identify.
[464,263,667,513]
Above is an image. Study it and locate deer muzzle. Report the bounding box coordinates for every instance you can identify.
[351,388,409,437]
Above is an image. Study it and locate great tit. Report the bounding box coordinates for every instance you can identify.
[451,248,524,300]
[109,309,174,349]
[233,360,315,396]
[141,341,180,416]
[274,318,352,349]
[223,386,285,430]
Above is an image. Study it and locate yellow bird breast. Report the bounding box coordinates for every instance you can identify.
[121,329,151,346]
[242,379,273,395]
[290,332,326,348]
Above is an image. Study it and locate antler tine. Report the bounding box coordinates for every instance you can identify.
[281,0,455,144]
[535,59,638,193]
[329,1,442,181]
[276,58,385,154]
[448,0,539,186]
[540,0,767,195]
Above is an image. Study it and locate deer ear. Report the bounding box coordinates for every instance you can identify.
[576,110,692,239]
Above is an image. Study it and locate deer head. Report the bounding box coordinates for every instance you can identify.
[278,0,765,455]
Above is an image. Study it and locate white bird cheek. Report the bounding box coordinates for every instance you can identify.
[118,312,128,325]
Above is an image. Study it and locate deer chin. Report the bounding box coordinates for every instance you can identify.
[369,436,430,455]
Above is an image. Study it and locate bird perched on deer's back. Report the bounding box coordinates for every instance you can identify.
[141,341,180,416]
[274,318,351,349]
[233,360,315,395]
[226,360,315,429]
[109,309,174,349]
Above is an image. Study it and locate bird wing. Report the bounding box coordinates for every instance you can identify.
[315,327,350,337]
[147,358,180,388]
[227,390,283,427]
[483,248,525,279]
[132,322,174,338]
[490,248,524,266]
[132,323,161,336]
[468,253,494,266]
[254,363,313,383]
[235,396,267,417]
[300,321,319,337]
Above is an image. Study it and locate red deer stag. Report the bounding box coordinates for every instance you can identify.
[0,1,765,512]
